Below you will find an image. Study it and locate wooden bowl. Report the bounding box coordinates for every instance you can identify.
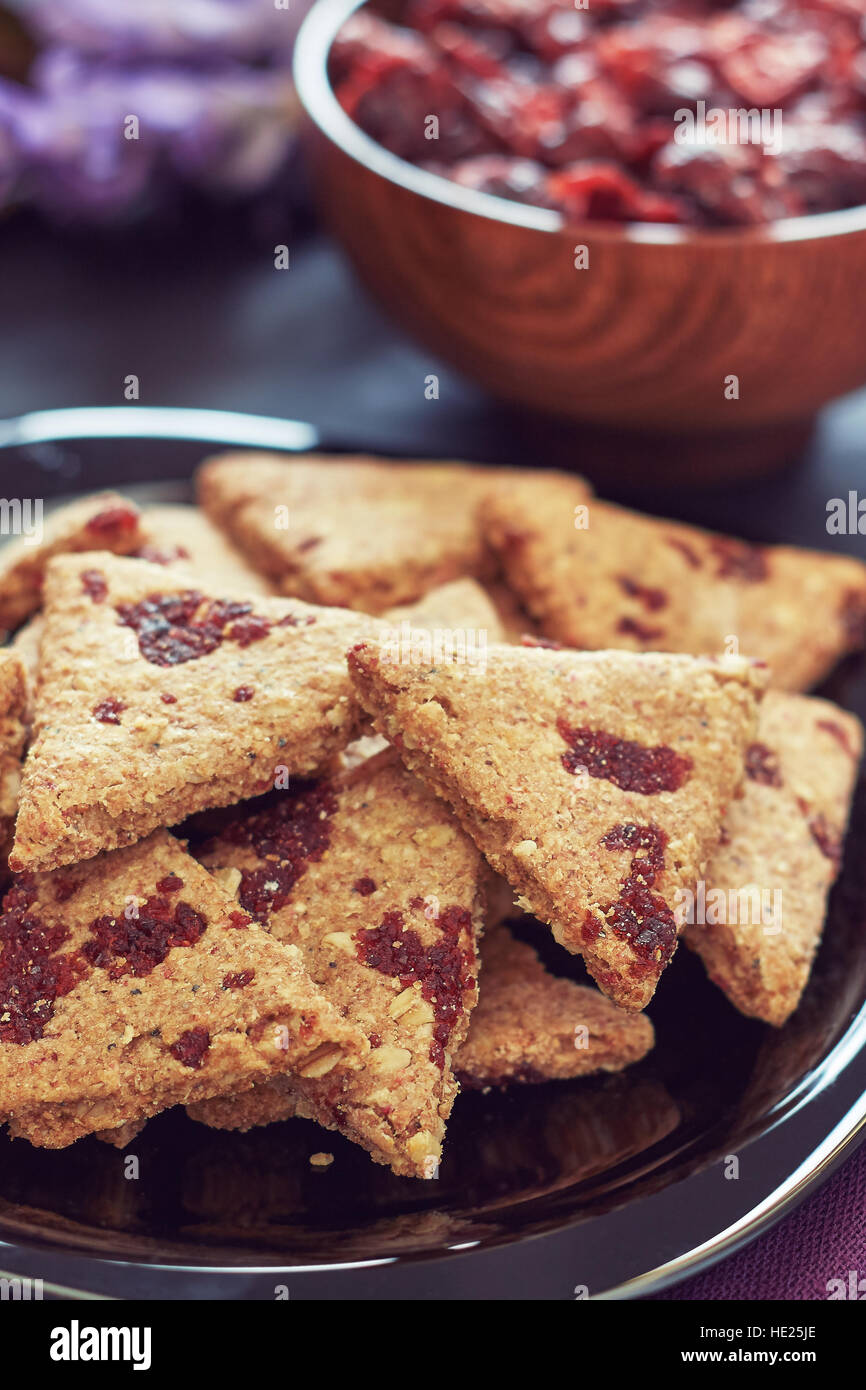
[295,0,866,448]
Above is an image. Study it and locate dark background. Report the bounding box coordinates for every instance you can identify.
[1,206,865,546]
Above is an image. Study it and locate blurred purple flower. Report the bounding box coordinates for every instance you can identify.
[0,50,299,217]
[8,0,306,63]
[0,0,312,221]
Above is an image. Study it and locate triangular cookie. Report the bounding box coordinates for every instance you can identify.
[186,749,486,1178]
[483,477,866,691]
[455,927,654,1088]
[0,491,144,636]
[196,451,517,614]
[348,642,765,1010]
[10,552,378,873]
[686,692,862,1025]
[0,830,367,1147]
[134,504,275,594]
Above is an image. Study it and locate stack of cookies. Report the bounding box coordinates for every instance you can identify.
[0,455,862,1180]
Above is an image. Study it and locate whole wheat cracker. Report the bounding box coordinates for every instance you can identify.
[196,451,542,614]
[483,476,866,692]
[135,504,275,594]
[10,552,379,873]
[0,492,144,636]
[455,927,654,1088]
[186,749,486,1178]
[686,691,862,1025]
[347,641,765,1010]
[0,830,367,1148]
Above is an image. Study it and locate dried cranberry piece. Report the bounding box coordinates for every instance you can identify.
[116,592,277,666]
[195,782,337,923]
[708,537,768,582]
[666,536,702,569]
[618,576,668,611]
[86,504,139,536]
[717,25,827,109]
[816,718,857,758]
[617,616,666,642]
[549,159,686,222]
[0,883,80,1045]
[222,970,255,990]
[92,697,125,725]
[170,1027,211,1069]
[81,569,108,603]
[157,874,184,894]
[81,895,208,979]
[228,617,271,648]
[558,719,692,793]
[597,821,677,963]
[356,904,476,1067]
[745,742,782,787]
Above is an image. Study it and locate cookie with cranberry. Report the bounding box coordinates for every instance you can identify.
[483,476,866,691]
[196,451,528,614]
[0,830,367,1147]
[0,492,144,637]
[686,692,862,1026]
[455,927,654,1088]
[187,749,485,1179]
[348,641,765,1011]
[134,504,275,594]
[10,552,379,874]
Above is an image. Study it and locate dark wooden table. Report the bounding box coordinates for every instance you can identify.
[1,209,864,541]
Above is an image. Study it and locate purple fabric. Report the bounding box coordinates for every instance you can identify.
[653,1140,866,1301]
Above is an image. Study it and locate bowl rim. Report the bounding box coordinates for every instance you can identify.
[294,0,866,246]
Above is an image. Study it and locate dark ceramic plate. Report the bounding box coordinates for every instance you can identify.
[0,406,864,1301]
